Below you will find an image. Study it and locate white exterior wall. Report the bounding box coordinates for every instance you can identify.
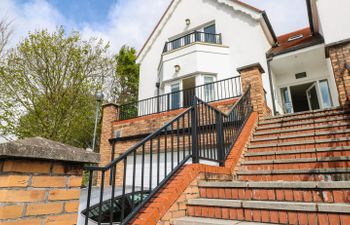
[137,0,273,109]
[315,0,350,44]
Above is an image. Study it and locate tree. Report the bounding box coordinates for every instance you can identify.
[0,17,13,57]
[112,45,140,104]
[0,27,113,148]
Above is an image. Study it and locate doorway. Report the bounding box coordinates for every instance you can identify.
[183,77,196,107]
[281,80,331,114]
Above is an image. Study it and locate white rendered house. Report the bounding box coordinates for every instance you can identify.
[133,0,350,117]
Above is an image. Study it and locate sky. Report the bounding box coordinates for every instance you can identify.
[0,0,309,144]
[0,0,310,53]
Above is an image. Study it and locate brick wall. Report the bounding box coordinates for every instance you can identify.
[238,63,271,117]
[129,112,258,225]
[328,41,350,107]
[0,159,82,225]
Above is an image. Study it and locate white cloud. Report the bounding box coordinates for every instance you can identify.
[80,0,171,52]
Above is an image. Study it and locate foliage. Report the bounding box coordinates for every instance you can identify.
[0,27,113,148]
[112,45,139,104]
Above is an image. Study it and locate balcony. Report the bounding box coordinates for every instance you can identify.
[163,31,222,53]
[119,76,242,121]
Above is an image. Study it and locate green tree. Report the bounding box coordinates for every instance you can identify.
[112,45,140,104]
[0,27,112,148]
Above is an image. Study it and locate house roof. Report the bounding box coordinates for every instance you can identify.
[267,27,324,57]
[136,0,272,62]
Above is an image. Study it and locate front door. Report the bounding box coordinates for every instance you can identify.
[306,83,321,110]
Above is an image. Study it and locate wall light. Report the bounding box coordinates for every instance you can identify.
[185,19,191,26]
[174,65,181,72]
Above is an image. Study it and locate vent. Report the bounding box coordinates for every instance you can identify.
[295,72,307,79]
[288,34,304,42]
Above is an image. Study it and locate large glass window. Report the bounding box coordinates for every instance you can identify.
[319,80,332,108]
[204,76,215,102]
[170,83,180,109]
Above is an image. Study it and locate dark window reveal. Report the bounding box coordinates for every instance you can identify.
[295,72,307,79]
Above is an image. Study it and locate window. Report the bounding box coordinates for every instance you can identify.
[204,76,215,102]
[204,24,216,43]
[319,80,332,108]
[170,83,181,109]
[114,130,122,138]
[288,34,304,42]
[172,38,181,50]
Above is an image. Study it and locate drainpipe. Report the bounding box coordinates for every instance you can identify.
[267,57,277,116]
[156,82,160,113]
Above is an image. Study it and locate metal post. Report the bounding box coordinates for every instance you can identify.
[93,92,103,152]
[191,97,199,164]
[216,112,224,166]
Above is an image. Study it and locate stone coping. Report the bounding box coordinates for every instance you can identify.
[0,137,100,164]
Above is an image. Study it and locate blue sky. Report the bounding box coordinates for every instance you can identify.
[0,0,309,53]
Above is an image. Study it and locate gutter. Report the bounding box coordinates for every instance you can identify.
[262,11,278,44]
[306,0,315,35]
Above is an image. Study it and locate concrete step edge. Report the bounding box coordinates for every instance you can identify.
[187,199,350,213]
[254,123,350,136]
[248,137,350,149]
[244,146,350,157]
[252,129,350,142]
[256,118,350,131]
[241,156,350,165]
[198,181,350,189]
[172,217,275,225]
[262,107,343,121]
[260,110,349,125]
[237,168,350,175]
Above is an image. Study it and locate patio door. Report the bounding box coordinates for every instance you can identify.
[306,83,321,110]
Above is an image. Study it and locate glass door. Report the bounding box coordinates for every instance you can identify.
[170,83,181,109]
[281,87,293,114]
[306,83,321,110]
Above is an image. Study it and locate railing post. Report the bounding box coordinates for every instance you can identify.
[216,112,225,166]
[191,97,199,164]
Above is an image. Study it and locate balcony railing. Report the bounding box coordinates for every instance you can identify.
[119,76,242,120]
[163,31,222,53]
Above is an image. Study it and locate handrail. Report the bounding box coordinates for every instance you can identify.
[83,87,252,225]
[119,76,242,120]
[163,31,222,53]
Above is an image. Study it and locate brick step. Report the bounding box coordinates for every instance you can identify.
[245,147,350,161]
[251,129,350,145]
[240,156,350,171]
[198,181,350,204]
[187,199,350,225]
[262,107,343,122]
[247,138,350,153]
[172,217,275,225]
[259,108,348,125]
[237,168,350,181]
[256,117,350,132]
[254,123,349,139]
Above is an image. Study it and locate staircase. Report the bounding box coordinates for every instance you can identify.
[173,108,350,225]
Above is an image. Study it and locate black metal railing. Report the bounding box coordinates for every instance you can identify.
[83,87,252,225]
[163,31,222,53]
[119,76,242,120]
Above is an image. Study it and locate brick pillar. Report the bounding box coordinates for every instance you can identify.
[237,63,270,117]
[0,137,99,225]
[98,103,119,185]
[328,42,350,107]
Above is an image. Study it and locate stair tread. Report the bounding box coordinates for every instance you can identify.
[248,137,350,149]
[237,167,350,175]
[244,146,350,157]
[198,181,350,189]
[241,156,350,165]
[188,199,350,213]
[173,217,276,225]
[252,129,350,142]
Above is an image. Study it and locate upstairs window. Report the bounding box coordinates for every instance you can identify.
[204,24,216,43]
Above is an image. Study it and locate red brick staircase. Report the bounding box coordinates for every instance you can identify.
[174,108,350,225]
